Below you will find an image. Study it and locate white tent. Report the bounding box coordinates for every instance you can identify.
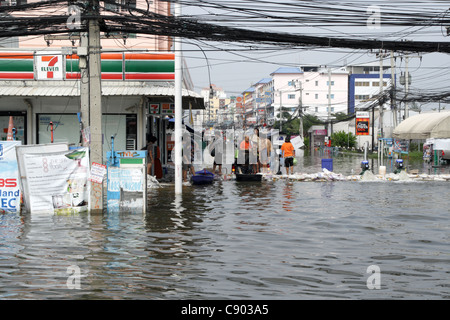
[392,112,450,140]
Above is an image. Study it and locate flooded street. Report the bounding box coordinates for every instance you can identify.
[0,154,449,300]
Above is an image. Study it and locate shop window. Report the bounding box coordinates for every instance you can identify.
[0,112,26,144]
[37,114,137,159]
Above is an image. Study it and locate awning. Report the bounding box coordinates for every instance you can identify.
[392,112,450,140]
[0,80,205,109]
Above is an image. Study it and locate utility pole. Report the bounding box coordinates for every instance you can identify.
[377,50,387,139]
[79,32,89,146]
[400,53,421,120]
[405,55,409,119]
[88,0,103,213]
[279,90,283,133]
[391,51,397,128]
[327,68,332,136]
[293,79,303,139]
[174,0,183,195]
[298,81,303,139]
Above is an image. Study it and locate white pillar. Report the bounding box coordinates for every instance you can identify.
[174,0,183,194]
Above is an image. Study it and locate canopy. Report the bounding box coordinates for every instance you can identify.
[0,80,205,109]
[392,112,450,140]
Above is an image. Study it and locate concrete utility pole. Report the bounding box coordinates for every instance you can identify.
[297,81,303,139]
[279,90,283,133]
[88,0,103,213]
[79,32,89,146]
[327,68,332,136]
[401,53,421,120]
[405,55,409,119]
[391,51,397,128]
[293,79,303,139]
[378,50,386,139]
[174,0,183,195]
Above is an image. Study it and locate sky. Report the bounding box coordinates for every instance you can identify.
[179,0,450,111]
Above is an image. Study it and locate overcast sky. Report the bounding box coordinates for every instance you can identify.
[179,1,450,111]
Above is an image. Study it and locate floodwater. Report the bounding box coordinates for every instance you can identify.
[0,154,449,300]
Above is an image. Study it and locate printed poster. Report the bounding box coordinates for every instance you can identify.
[89,162,107,184]
[107,165,146,213]
[0,141,22,213]
[393,139,409,154]
[23,147,90,214]
[161,103,175,115]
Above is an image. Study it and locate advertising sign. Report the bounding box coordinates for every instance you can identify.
[89,162,107,184]
[16,143,69,212]
[393,139,409,154]
[161,103,175,115]
[0,141,21,213]
[35,51,64,80]
[106,150,147,213]
[149,103,160,114]
[356,112,370,136]
[356,111,370,136]
[22,147,89,214]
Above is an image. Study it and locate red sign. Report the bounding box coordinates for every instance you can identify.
[356,118,370,135]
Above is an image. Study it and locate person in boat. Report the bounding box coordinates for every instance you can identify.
[281,135,295,175]
[251,128,260,173]
[145,135,163,179]
[238,135,252,174]
[259,130,272,173]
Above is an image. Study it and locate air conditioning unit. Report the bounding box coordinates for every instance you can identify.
[126,139,136,150]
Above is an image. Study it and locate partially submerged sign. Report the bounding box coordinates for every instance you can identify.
[106,150,147,213]
[17,144,90,214]
[15,143,69,212]
[0,141,22,213]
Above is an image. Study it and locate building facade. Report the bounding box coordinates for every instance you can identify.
[0,0,203,172]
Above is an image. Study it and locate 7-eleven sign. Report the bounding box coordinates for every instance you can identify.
[35,52,64,80]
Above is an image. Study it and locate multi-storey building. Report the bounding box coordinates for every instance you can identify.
[269,66,349,123]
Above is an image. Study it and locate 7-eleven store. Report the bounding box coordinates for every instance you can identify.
[0,50,204,169]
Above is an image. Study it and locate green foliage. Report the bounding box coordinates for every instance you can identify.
[302,114,325,135]
[273,113,325,137]
[330,130,356,148]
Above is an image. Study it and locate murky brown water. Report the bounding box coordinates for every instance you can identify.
[1,163,448,299]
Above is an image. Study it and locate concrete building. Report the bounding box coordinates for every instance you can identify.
[0,0,204,172]
[269,66,349,123]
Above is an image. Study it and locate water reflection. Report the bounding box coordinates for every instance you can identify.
[0,164,449,299]
[281,182,295,212]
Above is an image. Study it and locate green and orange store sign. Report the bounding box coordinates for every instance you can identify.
[0,51,175,81]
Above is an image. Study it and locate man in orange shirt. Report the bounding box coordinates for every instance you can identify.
[280,136,295,175]
[240,135,250,151]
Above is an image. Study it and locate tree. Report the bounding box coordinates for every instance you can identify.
[330,130,356,148]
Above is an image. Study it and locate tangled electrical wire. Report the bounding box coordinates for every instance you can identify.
[1,0,450,107]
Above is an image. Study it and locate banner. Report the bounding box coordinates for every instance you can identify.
[22,147,89,214]
[0,141,21,213]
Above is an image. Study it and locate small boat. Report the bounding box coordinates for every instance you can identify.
[236,173,262,182]
[191,169,215,185]
[234,164,262,182]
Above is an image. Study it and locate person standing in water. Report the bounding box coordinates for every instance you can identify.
[145,135,163,179]
[280,136,295,175]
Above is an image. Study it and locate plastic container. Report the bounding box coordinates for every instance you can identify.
[379,166,386,175]
[321,158,333,172]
